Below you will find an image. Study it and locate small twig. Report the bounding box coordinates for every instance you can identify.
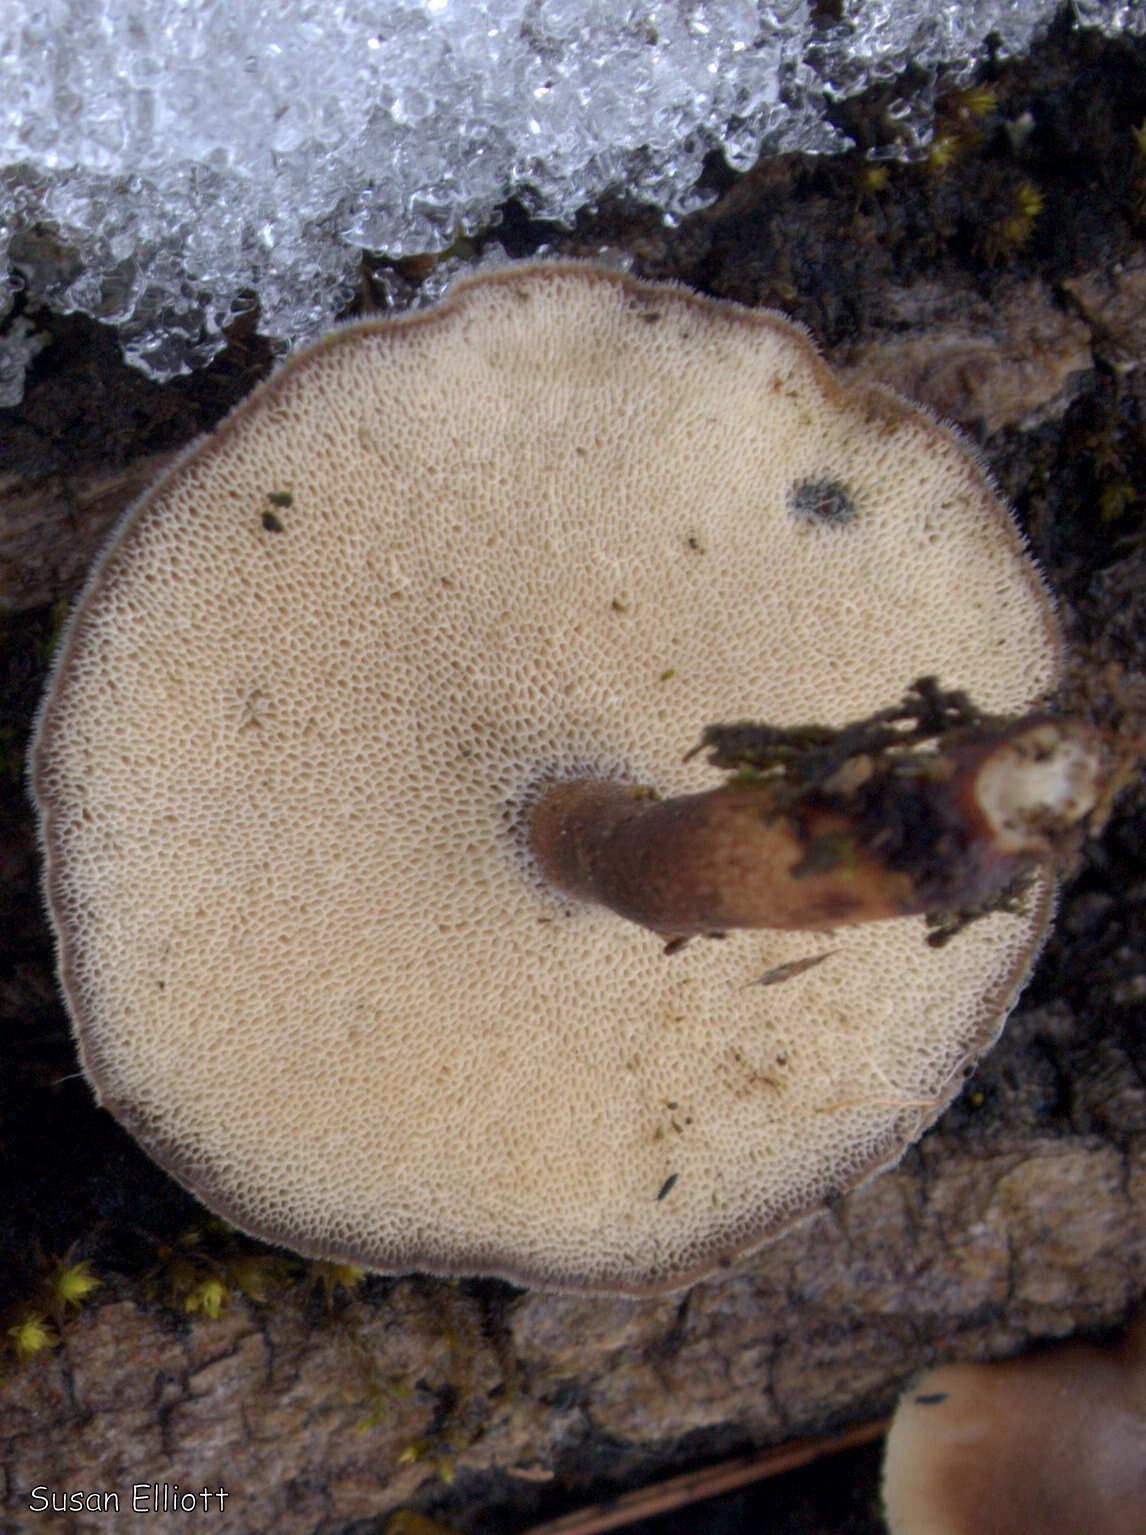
[517,1416,891,1535]
[742,950,837,987]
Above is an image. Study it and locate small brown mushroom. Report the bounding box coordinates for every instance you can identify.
[29,261,1114,1292]
[882,1310,1146,1534]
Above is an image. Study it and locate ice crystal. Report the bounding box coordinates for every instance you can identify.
[0,0,1141,397]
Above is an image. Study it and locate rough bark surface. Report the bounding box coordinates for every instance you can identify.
[2,15,1145,1535]
[2,1119,1145,1535]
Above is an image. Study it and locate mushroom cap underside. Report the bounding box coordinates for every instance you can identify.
[32,262,1060,1293]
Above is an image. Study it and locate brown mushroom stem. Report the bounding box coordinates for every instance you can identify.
[529,716,1133,941]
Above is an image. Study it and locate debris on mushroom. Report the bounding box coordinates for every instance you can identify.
[532,677,1134,948]
[881,1308,1146,1534]
[31,260,1113,1293]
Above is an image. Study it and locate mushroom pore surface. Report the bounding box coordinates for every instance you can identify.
[33,262,1061,1293]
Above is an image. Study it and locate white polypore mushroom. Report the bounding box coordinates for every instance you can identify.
[34,261,1069,1293]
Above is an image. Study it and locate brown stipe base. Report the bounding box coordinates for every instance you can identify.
[529,681,1138,947]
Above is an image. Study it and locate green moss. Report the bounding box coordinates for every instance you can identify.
[7,1312,58,1361]
[2,1247,103,1365]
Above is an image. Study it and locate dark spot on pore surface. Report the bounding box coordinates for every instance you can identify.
[261,510,285,533]
[790,476,856,527]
